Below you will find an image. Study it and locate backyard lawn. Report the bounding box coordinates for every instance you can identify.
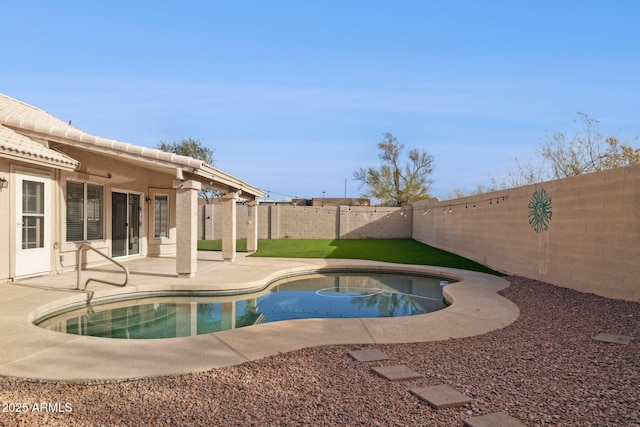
[198,238,504,276]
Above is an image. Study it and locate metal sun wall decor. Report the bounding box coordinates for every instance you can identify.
[528,188,553,233]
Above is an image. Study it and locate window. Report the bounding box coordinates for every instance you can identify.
[154,195,169,238]
[66,181,104,242]
[22,180,45,249]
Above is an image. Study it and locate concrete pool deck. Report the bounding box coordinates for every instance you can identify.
[0,253,519,380]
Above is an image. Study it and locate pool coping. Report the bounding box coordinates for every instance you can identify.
[0,258,519,381]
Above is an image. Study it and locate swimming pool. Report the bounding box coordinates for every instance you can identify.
[35,271,452,339]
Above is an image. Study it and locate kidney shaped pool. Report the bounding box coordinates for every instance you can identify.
[35,271,453,339]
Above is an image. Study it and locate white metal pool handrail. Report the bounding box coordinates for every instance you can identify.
[76,243,129,290]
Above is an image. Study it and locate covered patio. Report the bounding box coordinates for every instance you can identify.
[0,92,264,283]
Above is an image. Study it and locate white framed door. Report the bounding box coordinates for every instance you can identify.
[15,173,51,277]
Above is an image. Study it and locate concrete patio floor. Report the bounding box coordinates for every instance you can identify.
[0,252,519,380]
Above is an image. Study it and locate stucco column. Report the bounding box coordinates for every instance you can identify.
[174,179,201,278]
[247,201,259,253]
[221,191,238,262]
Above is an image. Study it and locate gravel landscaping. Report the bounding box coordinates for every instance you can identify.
[1,276,638,426]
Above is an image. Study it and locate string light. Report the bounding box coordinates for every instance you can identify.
[256,189,508,217]
[421,195,508,215]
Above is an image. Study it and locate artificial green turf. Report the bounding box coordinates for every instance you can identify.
[198,238,504,276]
[198,239,247,252]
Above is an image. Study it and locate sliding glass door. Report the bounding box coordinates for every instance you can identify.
[111,192,141,257]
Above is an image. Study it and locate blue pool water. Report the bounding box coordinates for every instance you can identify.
[36,272,451,339]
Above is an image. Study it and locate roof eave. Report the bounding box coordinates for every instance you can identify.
[0,149,79,171]
[193,165,265,199]
[3,121,265,199]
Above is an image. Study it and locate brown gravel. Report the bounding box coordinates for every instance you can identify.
[1,276,638,426]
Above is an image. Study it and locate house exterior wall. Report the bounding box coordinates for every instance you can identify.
[1,159,61,282]
[1,92,263,283]
[199,203,412,240]
[56,146,178,267]
[0,147,182,282]
[412,163,640,302]
[0,158,12,281]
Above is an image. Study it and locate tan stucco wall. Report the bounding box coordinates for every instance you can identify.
[0,159,11,281]
[199,204,412,240]
[56,146,178,266]
[0,159,60,282]
[0,145,182,282]
[413,163,640,302]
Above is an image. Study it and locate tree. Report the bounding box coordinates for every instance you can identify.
[539,112,640,179]
[156,137,218,203]
[448,182,500,199]
[452,113,640,198]
[157,137,215,166]
[353,132,434,206]
[502,157,550,188]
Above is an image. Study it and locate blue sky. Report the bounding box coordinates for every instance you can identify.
[2,1,639,200]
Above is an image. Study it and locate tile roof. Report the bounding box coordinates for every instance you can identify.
[0,94,80,170]
[0,94,74,131]
[0,93,264,198]
[0,125,80,170]
[0,94,203,170]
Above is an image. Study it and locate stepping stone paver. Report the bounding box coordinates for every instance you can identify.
[371,365,422,381]
[592,333,633,345]
[409,384,472,409]
[347,349,389,362]
[463,411,527,427]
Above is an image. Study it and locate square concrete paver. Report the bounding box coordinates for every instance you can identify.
[371,365,422,381]
[347,349,389,362]
[592,333,633,345]
[463,412,526,427]
[409,384,473,409]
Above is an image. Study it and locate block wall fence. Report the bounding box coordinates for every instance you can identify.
[413,163,640,302]
[198,163,639,302]
[199,204,412,241]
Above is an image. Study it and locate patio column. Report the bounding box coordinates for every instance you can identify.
[174,179,201,278]
[247,201,259,253]
[221,191,238,262]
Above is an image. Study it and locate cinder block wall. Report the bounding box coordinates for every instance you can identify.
[199,203,250,240]
[339,206,412,239]
[199,204,412,240]
[412,163,640,302]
